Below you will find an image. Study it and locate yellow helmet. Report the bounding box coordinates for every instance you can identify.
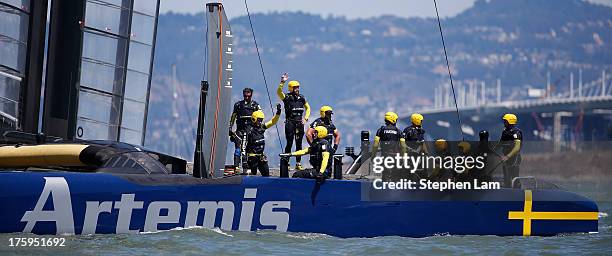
[434,139,448,151]
[411,113,424,126]
[320,105,333,118]
[251,110,265,122]
[314,126,328,139]
[384,112,398,124]
[458,141,471,154]
[502,113,517,125]
[288,80,300,91]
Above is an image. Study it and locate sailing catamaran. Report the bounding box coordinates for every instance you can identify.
[0,2,599,238]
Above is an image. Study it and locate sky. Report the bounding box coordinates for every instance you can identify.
[160,0,612,19]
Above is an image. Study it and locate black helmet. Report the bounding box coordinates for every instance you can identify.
[243,88,253,94]
[479,130,489,141]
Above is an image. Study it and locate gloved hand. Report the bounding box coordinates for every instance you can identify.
[276,103,282,115]
[332,144,339,154]
[280,73,288,83]
[315,171,327,183]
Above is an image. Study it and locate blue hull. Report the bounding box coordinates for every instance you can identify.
[0,172,598,237]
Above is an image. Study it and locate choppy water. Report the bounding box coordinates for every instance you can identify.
[1,182,610,256]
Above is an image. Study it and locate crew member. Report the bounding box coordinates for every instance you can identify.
[433,139,449,154]
[458,141,471,155]
[371,112,407,156]
[455,141,473,180]
[284,126,331,181]
[433,139,449,155]
[229,88,261,170]
[430,139,451,180]
[371,112,407,180]
[306,106,340,153]
[306,106,340,174]
[244,104,281,177]
[277,73,311,171]
[497,113,523,187]
[403,113,427,154]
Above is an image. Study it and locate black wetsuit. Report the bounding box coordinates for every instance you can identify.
[282,93,307,163]
[403,125,426,154]
[376,124,402,155]
[310,138,331,176]
[292,138,331,179]
[310,117,336,146]
[500,125,523,187]
[231,100,260,167]
[375,124,403,180]
[244,122,270,177]
[403,125,425,142]
[310,118,337,172]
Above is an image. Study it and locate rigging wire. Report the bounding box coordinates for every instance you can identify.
[173,65,198,158]
[433,0,465,140]
[244,0,284,149]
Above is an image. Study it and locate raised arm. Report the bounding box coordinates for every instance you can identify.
[277,73,288,101]
[264,115,280,129]
[264,104,282,129]
[277,82,285,101]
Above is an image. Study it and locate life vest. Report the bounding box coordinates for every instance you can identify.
[500,126,523,163]
[233,100,260,131]
[310,117,336,144]
[245,123,267,154]
[403,125,425,142]
[308,138,330,169]
[282,93,306,121]
[376,124,402,154]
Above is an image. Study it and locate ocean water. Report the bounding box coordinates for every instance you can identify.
[1,182,610,256]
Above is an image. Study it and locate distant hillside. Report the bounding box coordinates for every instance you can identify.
[146,0,612,160]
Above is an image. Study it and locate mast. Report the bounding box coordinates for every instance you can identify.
[198,3,233,178]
